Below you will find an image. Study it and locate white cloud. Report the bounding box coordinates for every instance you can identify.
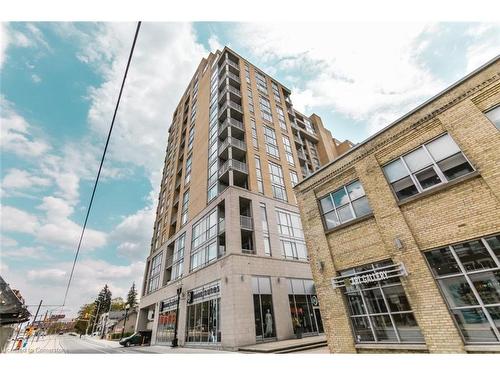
[3,246,48,260]
[2,168,51,190]
[31,73,41,83]
[111,206,155,260]
[0,23,9,69]
[36,196,107,250]
[208,34,222,52]
[0,205,40,234]
[27,268,67,282]
[0,96,50,157]
[235,23,445,135]
[464,24,500,73]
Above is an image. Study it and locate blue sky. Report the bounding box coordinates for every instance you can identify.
[1,22,499,317]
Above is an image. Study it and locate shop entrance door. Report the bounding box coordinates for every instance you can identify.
[313,307,324,334]
[253,294,276,341]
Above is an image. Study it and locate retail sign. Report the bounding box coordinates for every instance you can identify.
[187,281,221,304]
[331,263,407,289]
[311,295,319,307]
[160,297,178,312]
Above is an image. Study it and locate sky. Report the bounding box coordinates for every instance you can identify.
[1,22,499,318]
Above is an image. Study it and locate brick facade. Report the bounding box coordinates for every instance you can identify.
[295,57,500,353]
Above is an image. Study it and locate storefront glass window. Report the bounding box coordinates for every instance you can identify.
[339,260,424,344]
[288,278,323,335]
[424,234,500,343]
[185,282,221,344]
[157,296,178,345]
[252,277,276,341]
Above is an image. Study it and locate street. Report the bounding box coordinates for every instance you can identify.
[5,334,235,354]
[5,334,328,354]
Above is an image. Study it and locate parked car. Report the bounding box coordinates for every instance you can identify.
[119,331,151,347]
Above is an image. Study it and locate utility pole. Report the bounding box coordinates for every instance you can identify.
[29,299,43,347]
[91,300,102,335]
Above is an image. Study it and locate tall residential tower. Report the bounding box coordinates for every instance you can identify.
[136,47,352,349]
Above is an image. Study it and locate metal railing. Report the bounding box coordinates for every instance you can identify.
[218,159,248,177]
[165,255,173,269]
[219,137,247,153]
[218,118,244,136]
[240,215,254,230]
[218,219,225,233]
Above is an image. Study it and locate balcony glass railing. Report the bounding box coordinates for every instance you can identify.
[218,159,248,177]
[218,118,244,136]
[240,215,254,230]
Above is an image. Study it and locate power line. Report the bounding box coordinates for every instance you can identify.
[62,21,142,307]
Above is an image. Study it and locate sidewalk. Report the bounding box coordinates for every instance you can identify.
[83,335,122,348]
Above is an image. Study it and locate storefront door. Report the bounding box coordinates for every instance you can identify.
[252,276,276,341]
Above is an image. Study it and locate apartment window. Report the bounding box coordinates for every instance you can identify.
[171,233,185,281]
[255,156,264,194]
[269,162,287,202]
[190,210,218,271]
[184,154,192,185]
[187,126,195,151]
[304,118,316,134]
[276,106,287,132]
[340,260,424,344]
[485,106,500,130]
[383,133,475,201]
[208,160,218,186]
[272,81,281,104]
[424,234,500,343]
[290,170,299,187]
[259,96,273,123]
[260,203,271,256]
[282,135,295,166]
[264,126,279,159]
[251,118,259,149]
[276,209,306,260]
[319,180,372,230]
[256,70,268,94]
[247,88,255,114]
[181,190,189,225]
[244,63,250,84]
[147,252,162,294]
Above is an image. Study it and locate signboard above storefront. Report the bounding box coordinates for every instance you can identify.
[331,263,407,289]
[187,281,221,305]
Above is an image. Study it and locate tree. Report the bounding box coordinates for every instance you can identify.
[110,297,125,311]
[74,303,94,335]
[126,282,138,308]
[89,285,112,331]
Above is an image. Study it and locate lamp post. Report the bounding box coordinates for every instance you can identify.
[120,303,130,340]
[170,286,182,348]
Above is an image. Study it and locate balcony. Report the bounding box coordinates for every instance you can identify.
[218,118,245,138]
[165,255,173,269]
[219,70,241,85]
[218,218,225,233]
[218,57,240,73]
[218,159,248,185]
[240,215,253,231]
[219,85,242,99]
[297,149,307,160]
[219,137,247,159]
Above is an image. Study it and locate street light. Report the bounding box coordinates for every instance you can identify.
[120,303,130,340]
[170,286,182,348]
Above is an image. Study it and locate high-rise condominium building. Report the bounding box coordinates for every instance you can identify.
[136,47,352,350]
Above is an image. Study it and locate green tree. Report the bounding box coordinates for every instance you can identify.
[74,303,94,335]
[110,297,125,311]
[126,282,138,308]
[89,285,112,331]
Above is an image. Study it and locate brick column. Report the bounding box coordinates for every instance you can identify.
[357,155,465,353]
[296,192,356,353]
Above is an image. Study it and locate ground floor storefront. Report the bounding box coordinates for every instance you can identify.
[136,255,324,350]
[323,233,500,353]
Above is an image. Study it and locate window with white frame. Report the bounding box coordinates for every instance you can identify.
[340,260,424,344]
[251,118,259,149]
[190,210,218,271]
[276,209,306,260]
[184,154,192,185]
[260,203,271,256]
[485,106,500,130]
[304,117,316,134]
[269,162,287,201]
[289,170,299,187]
[181,190,189,225]
[319,180,373,230]
[247,88,254,114]
[259,96,273,123]
[424,234,500,343]
[282,135,295,166]
[256,70,268,94]
[276,106,287,132]
[171,233,185,281]
[147,252,162,294]
[272,81,281,104]
[264,126,279,158]
[383,133,475,201]
[255,156,264,194]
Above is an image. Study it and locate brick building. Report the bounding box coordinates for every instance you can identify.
[294,56,500,353]
[136,47,351,349]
